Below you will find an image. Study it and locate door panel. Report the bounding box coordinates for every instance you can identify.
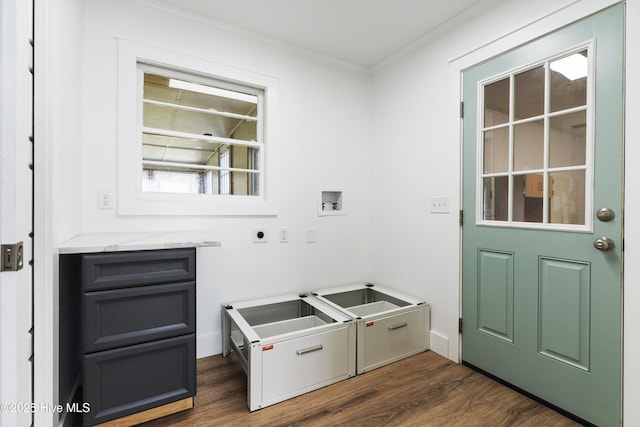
[462,5,623,426]
[538,258,590,370]
[477,250,514,342]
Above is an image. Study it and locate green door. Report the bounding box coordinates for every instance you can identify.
[462,5,623,426]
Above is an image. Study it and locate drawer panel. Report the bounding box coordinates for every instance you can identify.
[361,307,427,372]
[83,281,195,352]
[81,249,195,291]
[261,326,351,405]
[82,334,195,427]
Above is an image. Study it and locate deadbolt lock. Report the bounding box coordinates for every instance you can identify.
[596,208,615,222]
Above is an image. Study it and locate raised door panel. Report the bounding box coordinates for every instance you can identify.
[538,258,590,370]
[477,250,514,342]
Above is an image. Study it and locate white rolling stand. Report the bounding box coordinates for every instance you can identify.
[311,283,430,374]
[221,294,356,411]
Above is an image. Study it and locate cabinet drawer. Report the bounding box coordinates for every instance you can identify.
[261,326,351,405]
[82,334,196,427]
[83,281,195,353]
[360,306,427,372]
[81,249,195,291]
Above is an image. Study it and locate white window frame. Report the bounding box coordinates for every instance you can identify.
[118,39,278,216]
[475,41,595,233]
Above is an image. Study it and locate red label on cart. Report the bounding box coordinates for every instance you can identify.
[262,344,274,351]
[366,321,374,327]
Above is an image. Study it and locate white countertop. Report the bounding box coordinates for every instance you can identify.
[58,231,222,254]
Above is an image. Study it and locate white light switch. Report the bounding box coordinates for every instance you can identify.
[430,197,450,214]
[280,227,289,243]
[306,228,316,243]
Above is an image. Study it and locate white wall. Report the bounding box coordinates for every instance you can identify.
[371,0,640,424]
[78,0,373,356]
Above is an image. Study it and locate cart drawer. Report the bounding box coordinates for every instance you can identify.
[261,326,351,405]
[83,281,195,352]
[83,334,195,426]
[81,249,195,291]
[361,306,427,372]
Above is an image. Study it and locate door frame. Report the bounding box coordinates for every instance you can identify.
[0,0,34,425]
[448,0,630,422]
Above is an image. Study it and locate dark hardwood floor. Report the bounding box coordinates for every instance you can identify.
[140,351,581,427]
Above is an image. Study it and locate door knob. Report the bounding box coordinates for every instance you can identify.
[594,236,615,251]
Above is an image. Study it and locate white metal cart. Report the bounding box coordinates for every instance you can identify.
[312,283,430,374]
[221,293,356,411]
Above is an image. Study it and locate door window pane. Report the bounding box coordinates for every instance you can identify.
[483,176,509,221]
[550,51,588,113]
[514,120,544,171]
[526,173,547,223]
[478,46,591,229]
[514,66,544,120]
[484,78,510,127]
[483,127,509,173]
[549,170,585,225]
[549,111,586,168]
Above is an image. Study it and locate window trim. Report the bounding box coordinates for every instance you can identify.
[117,39,278,216]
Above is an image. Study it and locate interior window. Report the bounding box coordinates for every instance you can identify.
[479,49,590,228]
[139,65,264,197]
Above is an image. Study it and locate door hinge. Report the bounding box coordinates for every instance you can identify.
[459,210,464,226]
[1,242,24,272]
[460,101,464,119]
[459,318,463,334]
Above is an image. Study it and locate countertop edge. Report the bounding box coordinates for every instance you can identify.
[58,232,222,254]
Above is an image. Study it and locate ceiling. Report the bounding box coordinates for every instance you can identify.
[151,0,489,69]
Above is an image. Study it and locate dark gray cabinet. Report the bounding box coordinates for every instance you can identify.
[60,248,197,426]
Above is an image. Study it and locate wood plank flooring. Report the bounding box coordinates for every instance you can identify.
[139,351,581,427]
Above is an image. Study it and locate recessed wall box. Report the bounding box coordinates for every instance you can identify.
[319,190,344,216]
[312,283,430,374]
[221,294,356,411]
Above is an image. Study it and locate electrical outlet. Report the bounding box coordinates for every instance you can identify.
[253,227,268,243]
[98,191,113,210]
[430,196,449,214]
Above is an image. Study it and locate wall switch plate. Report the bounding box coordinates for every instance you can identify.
[98,191,113,209]
[279,227,289,243]
[306,228,316,243]
[253,227,268,243]
[430,196,450,214]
